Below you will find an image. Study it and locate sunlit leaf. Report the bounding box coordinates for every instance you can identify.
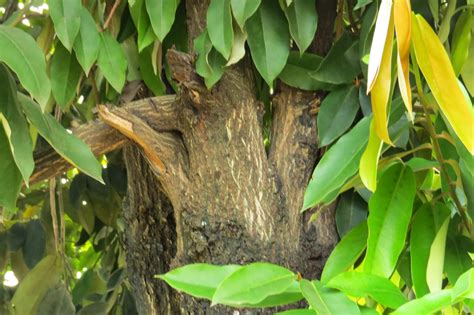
[394,0,412,115]
[426,215,450,293]
[411,13,474,154]
[359,118,383,191]
[391,289,453,315]
[451,10,472,75]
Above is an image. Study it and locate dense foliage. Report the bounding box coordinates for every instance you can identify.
[0,0,472,314]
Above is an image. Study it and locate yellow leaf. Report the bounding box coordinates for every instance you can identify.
[360,118,383,192]
[412,14,474,154]
[394,0,412,117]
[367,0,394,92]
[371,8,394,145]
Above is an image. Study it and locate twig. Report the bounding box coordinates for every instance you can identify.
[101,0,121,31]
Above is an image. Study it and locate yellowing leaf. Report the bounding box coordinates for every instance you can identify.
[360,118,383,191]
[371,9,394,145]
[412,14,474,154]
[367,0,393,92]
[394,0,412,116]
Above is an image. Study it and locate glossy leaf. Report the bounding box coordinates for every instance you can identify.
[394,0,412,115]
[207,0,233,59]
[245,0,290,86]
[231,0,261,29]
[300,279,360,315]
[359,118,383,191]
[145,0,179,41]
[370,10,394,145]
[367,0,393,91]
[212,263,295,306]
[0,127,22,210]
[364,163,415,278]
[18,94,103,183]
[452,268,474,300]
[410,203,451,297]
[157,264,241,300]
[11,255,62,315]
[51,43,82,108]
[335,191,368,237]
[73,8,101,75]
[451,11,472,75]
[238,281,303,308]
[97,32,127,93]
[317,85,359,147]
[327,271,407,309]
[426,215,450,293]
[412,13,474,154]
[278,52,331,91]
[281,0,318,54]
[303,117,371,210]
[391,289,453,315]
[37,284,75,315]
[311,34,360,84]
[48,0,82,51]
[321,221,368,284]
[0,26,51,109]
[0,63,34,183]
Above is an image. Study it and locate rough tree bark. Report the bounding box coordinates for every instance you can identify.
[96,1,339,314]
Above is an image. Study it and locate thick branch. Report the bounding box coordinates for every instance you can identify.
[31,95,177,185]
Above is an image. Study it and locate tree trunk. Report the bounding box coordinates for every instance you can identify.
[100,1,339,313]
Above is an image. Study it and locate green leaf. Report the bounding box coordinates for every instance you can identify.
[37,284,75,315]
[359,118,383,191]
[278,51,332,91]
[311,34,360,84]
[72,270,107,304]
[129,0,156,51]
[410,203,451,297]
[300,279,360,315]
[22,219,46,269]
[277,310,316,315]
[303,117,371,210]
[226,21,247,66]
[445,236,474,284]
[354,0,374,10]
[239,280,304,308]
[139,45,166,95]
[157,264,241,300]
[391,289,453,315]
[363,163,416,278]
[51,43,82,109]
[48,0,82,51]
[0,26,51,110]
[327,271,408,309]
[231,0,261,29]
[18,94,103,184]
[461,27,474,96]
[11,255,62,315]
[0,63,34,183]
[321,221,368,284]
[317,85,359,146]
[145,0,179,42]
[73,8,101,75]
[212,263,295,306]
[281,0,318,54]
[77,302,108,315]
[207,0,233,59]
[452,268,474,300]
[245,0,290,86]
[0,127,22,210]
[451,11,472,75]
[426,215,450,293]
[97,32,127,93]
[194,30,226,89]
[335,191,367,237]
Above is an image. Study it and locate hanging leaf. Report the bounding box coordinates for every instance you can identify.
[303,117,371,210]
[321,221,368,284]
[51,43,82,108]
[231,0,261,29]
[207,0,233,59]
[445,236,474,285]
[359,117,383,191]
[0,63,34,183]
[311,34,360,84]
[22,219,46,269]
[299,279,360,314]
[0,127,22,210]
[145,0,179,42]
[326,271,408,309]
[226,21,247,66]
[370,9,394,145]
[367,0,393,91]
[48,0,82,51]
[426,215,450,293]
[212,263,295,306]
[73,8,101,75]
[391,289,453,315]
[129,0,156,51]
[394,0,412,115]
[245,0,290,86]
[281,0,318,54]
[317,85,360,147]
[335,191,368,237]
[363,163,415,278]
[0,26,51,110]
[139,45,166,96]
[97,32,127,93]
[451,11,472,75]
[411,13,474,154]
[18,94,104,184]
[460,29,474,96]
[37,284,76,315]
